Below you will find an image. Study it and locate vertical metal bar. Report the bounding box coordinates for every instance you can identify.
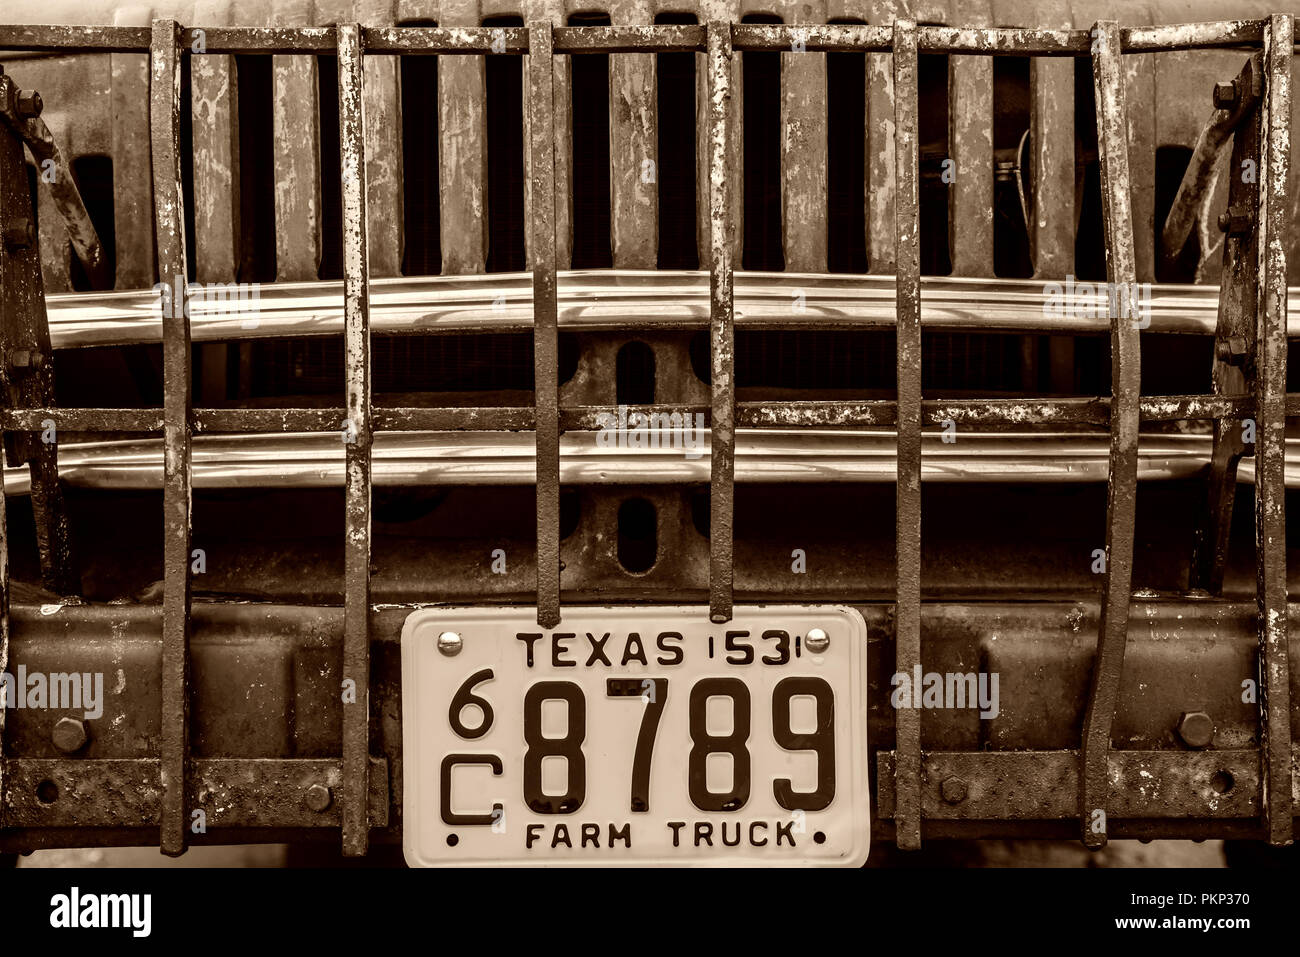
[529,21,561,630]
[1255,12,1293,847]
[706,20,735,625]
[149,16,191,857]
[337,21,373,857]
[947,0,994,278]
[1029,0,1074,280]
[1080,19,1141,851]
[892,17,922,852]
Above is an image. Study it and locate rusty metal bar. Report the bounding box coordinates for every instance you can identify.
[0,393,1275,439]
[336,22,372,858]
[0,21,1272,56]
[149,17,190,858]
[0,73,76,597]
[1255,13,1293,847]
[706,21,735,625]
[1080,20,1142,852]
[1161,55,1261,270]
[527,21,560,630]
[10,116,110,290]
[892,18,923,852]
[1190,61,1265,595]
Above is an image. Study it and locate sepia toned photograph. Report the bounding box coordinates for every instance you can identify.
[0,0,1291,938]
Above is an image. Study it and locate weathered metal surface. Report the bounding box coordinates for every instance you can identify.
[892,17,922,852]
[111,6,154,290]
[1080,20,1141,851]
[876,751,1262,819]
[0,80,76,597]
[189,0,239,287]
[865,1,896,273]
[337,21,372,858]
[609,0,657,269]
[1255,12,1293,847]
[1190,58,1264,595]
[149,16,191,858]
[7,115,110,289]
[436,1,487,275]
[1030,0,1074,280]
[271,0,322,281]
[527,20,560,630]
[779,0,828,273]
[1161,55,1261,271]
[947,0,994,278]
[707,20,734,625]
[359,1,402,279]
[3,758,389,828]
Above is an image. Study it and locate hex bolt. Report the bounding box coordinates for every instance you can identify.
[16,90,42,118]
[1177,711,1215,749]
[304,783,333,813]
[1217,206,1252,234]
[51,717,88,754]
[940,776,968,805]
[437,630,463,656]
[2,219,34,250]
[1212,80,1238,110]
[805,627,830,654]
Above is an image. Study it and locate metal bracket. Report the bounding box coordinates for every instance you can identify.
[0,67,77,598]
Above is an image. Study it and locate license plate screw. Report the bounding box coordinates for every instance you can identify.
[438,631,464,656]
[805,628,830,653]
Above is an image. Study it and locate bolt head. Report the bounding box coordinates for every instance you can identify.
[16,90,42,118]
[940,777,968,805]
[1177,711,1215,749]
[1213,81,1238,110]
[52,717,87,753]
[805,627,830,654]
[304,783,333,813]
[437,631,463,656]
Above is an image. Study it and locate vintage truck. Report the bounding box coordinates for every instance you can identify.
[0,0,1295,866]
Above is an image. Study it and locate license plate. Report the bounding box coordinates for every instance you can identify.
[401,605,870,866]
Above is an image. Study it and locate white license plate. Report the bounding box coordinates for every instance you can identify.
[401,605,870,866]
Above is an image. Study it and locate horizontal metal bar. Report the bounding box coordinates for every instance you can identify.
[731,24,891,52]
[45,273,1300,348]
[5,429,1300,493]
[0,21,1269,56]
[4,394,1275,438]
[876,750,1265,820]
[4,758,389,828]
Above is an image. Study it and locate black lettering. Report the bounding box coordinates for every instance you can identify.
[694,822,714,847]
[609,822,632,847]
[581,823,601,848]
[656,631,684,665]
[760,630,791,665]
[526,824,544,849]
[516,633,543,667]
[776,821,796,846]
[440,754,503,825]
[721,821,742,847]
[551,633,577,668]
[551,823,572,848]
[749,821,768,846]
[585,632,612,667]
[725,630,754,664]
[621,632,648,666]
[667,821,686,847]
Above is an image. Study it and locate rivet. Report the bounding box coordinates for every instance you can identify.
[304,783,332,813]
[51,717,87,754]
[805,627,830,653]
[940,777,968,805]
